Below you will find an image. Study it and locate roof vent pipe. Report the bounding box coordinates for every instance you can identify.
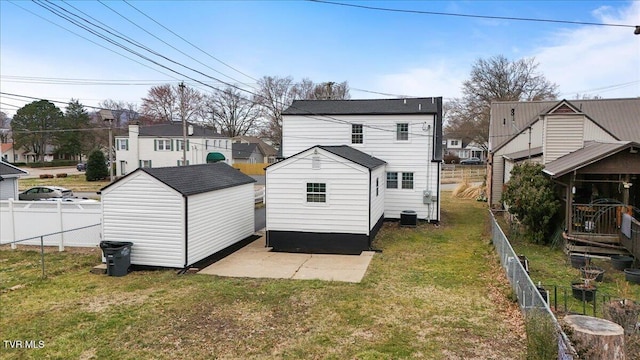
[403,99,407,104]
[419,104,422,111]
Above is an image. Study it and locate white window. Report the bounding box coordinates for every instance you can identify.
[140,160,152,168]
[402,172,414,189]
[351,124,363,144]
[120,160,126,175]
[396,123,409,141]
[450,140,459,146]
[155,139,171,151]
[176,140,188,151]
[386,172,398,189]
[116,139,129,151]
[177,160,190,166]
[205,140,210,149]
[306,183,326,203]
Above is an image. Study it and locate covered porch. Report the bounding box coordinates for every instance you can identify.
[543,141,640,255]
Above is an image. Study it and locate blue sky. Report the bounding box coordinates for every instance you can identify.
[1,0,638,116]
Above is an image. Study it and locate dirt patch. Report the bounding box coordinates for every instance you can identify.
[81,289,152,313]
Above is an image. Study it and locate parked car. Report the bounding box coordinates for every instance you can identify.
[77,162,86,171]
[19,186,74,200]
[459,157,483,165]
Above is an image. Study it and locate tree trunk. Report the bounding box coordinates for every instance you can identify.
[563,315,625,359]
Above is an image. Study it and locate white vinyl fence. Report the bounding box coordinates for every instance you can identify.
[0,200,102,250]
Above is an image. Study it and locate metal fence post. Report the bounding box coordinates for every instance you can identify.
[40,235,45,278]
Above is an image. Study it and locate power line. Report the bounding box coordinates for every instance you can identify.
[122,0,258,83]
[309,0,638,29]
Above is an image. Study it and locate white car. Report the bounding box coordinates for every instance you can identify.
[19,186,73,200]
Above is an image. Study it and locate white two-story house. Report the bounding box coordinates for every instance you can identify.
[279,97,443,222]
[115,122,232,176]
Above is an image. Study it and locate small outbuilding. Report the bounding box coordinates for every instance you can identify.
[0,161,28,200]
[266,145,386,254]
[100,162,256,268]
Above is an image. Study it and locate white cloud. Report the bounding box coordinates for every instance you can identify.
[532,1,640,99]
[372,61,468,100]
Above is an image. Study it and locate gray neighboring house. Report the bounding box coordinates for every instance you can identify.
[0,161,28,200]
[232,143,262,164]
[100,162,256,268]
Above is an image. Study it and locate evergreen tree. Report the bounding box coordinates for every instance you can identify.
[86,149,108,181]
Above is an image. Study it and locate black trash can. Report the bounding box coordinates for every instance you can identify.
[100,241,133,277]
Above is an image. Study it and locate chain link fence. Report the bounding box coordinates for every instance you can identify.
[490,210,577,359]
[0,223,101,278]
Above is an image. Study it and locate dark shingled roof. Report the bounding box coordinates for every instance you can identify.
[282,98,441,115]
[543,141,639,178]
[318,145,386,169]
[0,161,28,177]
[101,163,255,196]
[138,122,225,138]
[490,98,640,153]
[232,143,258,159]
[502,146,543,161]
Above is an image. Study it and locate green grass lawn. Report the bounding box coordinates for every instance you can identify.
[500,216,640,317]
[0,195,526,359]
[19,174,108,193]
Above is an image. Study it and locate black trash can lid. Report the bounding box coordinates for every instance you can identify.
[100,241,133,249]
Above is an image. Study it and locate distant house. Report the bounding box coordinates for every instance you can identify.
[232,143,262,164]
[114,123,232,176]
[444,138,486,162]
[1,143,55,163]
[100,163,256,268]
[0,161,28,200]
[281,97,443,221]
[232,136,278,163]
[266,145,386,254]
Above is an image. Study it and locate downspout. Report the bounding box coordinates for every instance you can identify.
[183,195,188,268]
[368,169,372,247]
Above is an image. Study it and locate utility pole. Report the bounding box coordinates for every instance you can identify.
[179,82,187,166]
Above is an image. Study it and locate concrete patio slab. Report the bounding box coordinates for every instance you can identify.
[198,236,374,283]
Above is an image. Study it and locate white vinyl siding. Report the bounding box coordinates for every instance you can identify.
[282,114,438,220]
[543,115,584,164]
[0,178,19,200]
[186,183,254,266]
[102,173,184,268]
[267,149,371,235]
[489,120,545,207]
[370,166,386,227]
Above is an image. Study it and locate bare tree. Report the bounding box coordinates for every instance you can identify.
[445,55,558,147]
[0,111,10,143]
[205,87,260,137]
[141,83,205,123]
[253,76,297,148]
[254,76,352,147]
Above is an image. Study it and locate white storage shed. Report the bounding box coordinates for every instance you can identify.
[0,161,28,200]
[266,145,386,254]
[100,163,256,268]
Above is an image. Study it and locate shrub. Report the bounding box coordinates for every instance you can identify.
[501,162,560,244]
[86,150,109,181]
[39,174,54,179]
[525,310,557,360]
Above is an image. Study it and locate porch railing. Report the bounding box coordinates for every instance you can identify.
[570,203,627,235]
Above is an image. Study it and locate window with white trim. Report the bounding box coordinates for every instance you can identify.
[386,172,398,189]
[155,139,171,151]
[396,123,409,141]
[306,183,326,203]
[402,172,414,189]
[177,160,190,166]
[140,160,152,168]
[351,124,363,144]
[176,139,189,151]
[116,139,129,150]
